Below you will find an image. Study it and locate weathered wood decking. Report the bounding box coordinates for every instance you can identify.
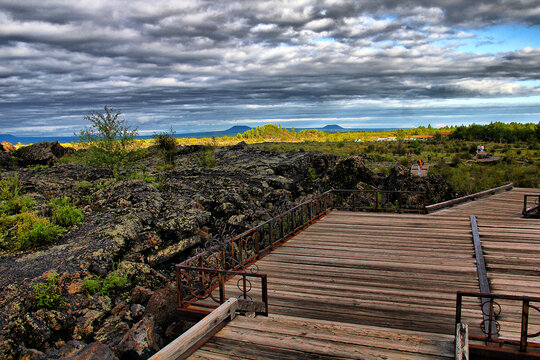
[188,187,540,359]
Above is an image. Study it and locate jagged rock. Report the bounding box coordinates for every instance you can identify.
[144,283,177,326]
[55,340,87,358]
[130,304,145,320]
[0,151,11,168]
[116,315,160,358]
[328,156,375,189]
[19,347,47,360]
[73,310,105,340]
[22,313,52,348]
[228,214,246,226]
[12,141,67,166]
[0,141,15,153]
[130,287,153,305]
[229,141,248,150]
[146,236,201,266]
[177,145,205,155]
[94,316,129,347]
[65,341,118,360]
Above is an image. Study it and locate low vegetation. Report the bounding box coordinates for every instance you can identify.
[34,272,65,309]
[0,175,83,251]
[83,271,129,296]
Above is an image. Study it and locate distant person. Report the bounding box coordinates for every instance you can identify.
[417,158,424,175]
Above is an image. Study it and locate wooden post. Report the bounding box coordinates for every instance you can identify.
[455,323,469,360]
[149,298,239,360]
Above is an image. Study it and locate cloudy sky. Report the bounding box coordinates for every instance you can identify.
[1,0,540,136]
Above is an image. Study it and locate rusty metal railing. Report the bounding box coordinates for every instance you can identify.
[176,190,333,311]
[523,194,540,218]
[175,189,427,312]
[456,291,540,353]
[176,266,268,315]
[331,189,427,214]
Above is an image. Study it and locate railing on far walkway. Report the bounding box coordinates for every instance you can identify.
[332,189,427,214]
[456,291,540,353]
[523,194,540,218]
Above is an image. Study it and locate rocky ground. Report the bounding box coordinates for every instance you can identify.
[0,140,455,360]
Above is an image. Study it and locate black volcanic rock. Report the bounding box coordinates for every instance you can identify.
[12,141,68,166]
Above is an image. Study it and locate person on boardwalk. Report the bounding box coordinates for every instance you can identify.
[416,157,424,176]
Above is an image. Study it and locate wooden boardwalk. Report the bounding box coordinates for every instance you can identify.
[188,187,540,359]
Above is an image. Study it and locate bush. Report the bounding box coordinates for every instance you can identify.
[198,148,216,167]
[154,127,178,164]
[76,106,138,169]
[0,174,35,215]
[82,277,102,295]
[34,272,65,309]
[17,212,63,249]
[48,197,84,227]
[82,271,129,296]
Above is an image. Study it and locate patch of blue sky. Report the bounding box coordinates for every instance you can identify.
[312,37,335,43]
[454,25,540,54]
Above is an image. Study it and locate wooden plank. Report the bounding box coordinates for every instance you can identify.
[455,323,469,360]
[150,298,238,360]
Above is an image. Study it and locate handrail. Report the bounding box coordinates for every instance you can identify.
[176,190,333,311]
[426,183,513,213]
[456,291,540,353]
[175,266,268,315]
[332,189,427,214]
[523,194,540,218]
[149,298,239,360]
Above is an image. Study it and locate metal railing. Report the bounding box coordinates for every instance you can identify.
[176,266,268,315]
[523,194,540,218]
[176,189,427,312]
[176,190,333,311]
[332,189,427,213]
[456,291,540,352]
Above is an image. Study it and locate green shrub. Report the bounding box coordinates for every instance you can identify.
[34,272,65,309]
[0,195,35,216]
[76,180,94,190]
[82,271,129,296]
[82,277,102,295]
[48,197,84,227]
[17,212,63,249]
[76,105,138,170]
[198,148,216,167]
[101,273,129,296]
[154,127,178,164]
[143,175,156,183]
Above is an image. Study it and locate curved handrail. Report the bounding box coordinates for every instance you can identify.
[426,183,513,213]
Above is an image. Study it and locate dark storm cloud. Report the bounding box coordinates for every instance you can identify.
[0,0,539,134]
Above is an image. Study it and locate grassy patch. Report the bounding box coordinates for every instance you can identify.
[48,197,84,228]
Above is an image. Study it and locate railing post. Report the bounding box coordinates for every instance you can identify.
[398,192,402,213]
[269,219,274,245]
[455,292,463,332]
[218,272,225,304]
[242,275,247,299]
[261,274,268,316]
[177,267,184,308]
[521,299,530,352]
[375,191,379,212]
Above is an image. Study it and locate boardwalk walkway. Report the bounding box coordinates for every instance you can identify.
[187,187,540,359]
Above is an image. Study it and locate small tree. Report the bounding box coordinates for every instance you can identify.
[77,106,138,169]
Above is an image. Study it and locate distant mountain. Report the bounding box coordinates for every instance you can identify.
[225,126,252,134]
[321,124,344,130]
